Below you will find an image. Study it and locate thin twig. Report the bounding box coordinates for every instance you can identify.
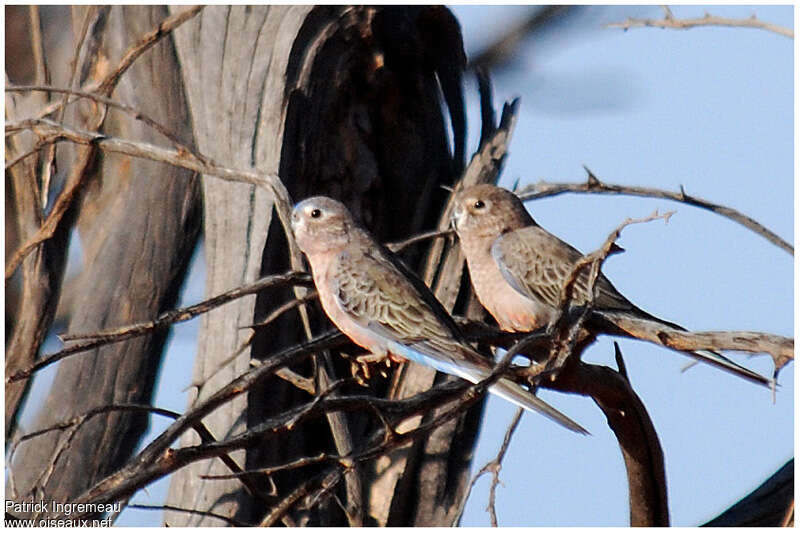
[385,228,453,252]
[39,5,99,211]
[4,134,62,170]
[187,332,255,392]
[259,469,343,527]
[130,504,251,527]
[516,170,793,255]
[201,452,341,480]
[61,271,311,342]
[97,6,204,94]
[609,11,793,39]
[458,408,524,526]
[4,141,98,279]
[242,292,318,330]
[9,404,179,457]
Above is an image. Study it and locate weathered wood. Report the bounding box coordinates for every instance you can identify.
[9,5,201,516]
[163,6,303,524]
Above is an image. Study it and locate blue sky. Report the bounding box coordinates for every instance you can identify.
[15,5,793,527]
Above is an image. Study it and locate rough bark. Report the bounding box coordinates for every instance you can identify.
[9,5,201,516]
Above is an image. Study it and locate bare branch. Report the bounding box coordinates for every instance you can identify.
[62,271,311,342]
[460,408,524,526]
[9,401,268,507]
[10,404,179,457]
[384,228,453,253]
[604,318,794,375]
[609,10,793,39]
[201,452,341,480]
[63,329,345,508]
[59,326,540,520]
[259,469,346,527]
[516,172,793,255]
[6,271,311,382]
[131,504,251,527]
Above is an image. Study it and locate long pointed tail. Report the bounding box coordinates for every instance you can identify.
[489,377,590,435]
[387,341,589,434]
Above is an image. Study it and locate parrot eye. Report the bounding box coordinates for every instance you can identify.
[310,208,322,218]
[473,200,485,209]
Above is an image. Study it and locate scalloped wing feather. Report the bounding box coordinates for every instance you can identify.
[492,226,634,311]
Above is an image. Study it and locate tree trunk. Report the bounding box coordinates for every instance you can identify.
[9,5,201,515]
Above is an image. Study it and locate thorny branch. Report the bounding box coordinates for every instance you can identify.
[608,8,793,39]
[516,168,793,255]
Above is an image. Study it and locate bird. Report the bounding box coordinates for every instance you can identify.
[291,195,589,434]
[451,183,770,387]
